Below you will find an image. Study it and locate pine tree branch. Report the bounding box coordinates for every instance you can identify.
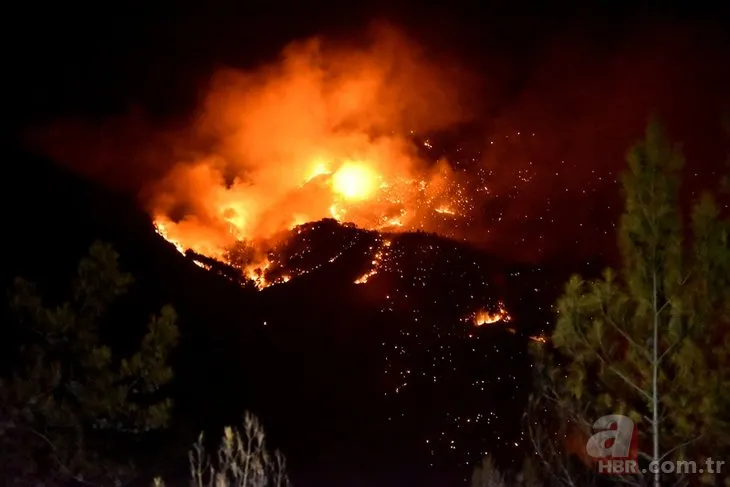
[642,413,666,427]
[611,473,645,487]
[669,474,689,487]
[639,451,653,462]
[593,331,652,402]
[601,304,652,361]
[657,409,670,426]
[526,416,579,487]
[678,270,692,287]
[657,299,671,315]
[643,408,669,426]
[658,321,695,364]
[568,302,650,401]
[654,271,693,365]
[22,425,103,487]
[658,435,703,462]
[523,389,595,487]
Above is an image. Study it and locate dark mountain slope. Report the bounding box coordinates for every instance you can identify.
[2,148,583,486]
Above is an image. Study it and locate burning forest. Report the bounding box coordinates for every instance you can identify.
[117,29,547,478]
[145,27,483,280]
[37,21,641,284]
[120,25,527,337]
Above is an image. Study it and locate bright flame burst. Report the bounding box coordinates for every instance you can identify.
[331,162,379,200]
[145,27,484,293]
[153,154,462,271]
[472,302,512,326]
[144,26,479,278]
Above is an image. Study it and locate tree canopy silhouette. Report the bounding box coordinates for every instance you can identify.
[0,241,180,485]
[530,120,730,487]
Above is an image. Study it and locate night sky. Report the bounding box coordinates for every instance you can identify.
[6,3,729,121]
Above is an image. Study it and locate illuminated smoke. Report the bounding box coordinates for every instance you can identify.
[135,25,477,261]
[35,20,726,270]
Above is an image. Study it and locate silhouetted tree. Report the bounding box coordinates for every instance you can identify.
[0,241,179,485]
[534,120,730,487]
[523,350,599,487]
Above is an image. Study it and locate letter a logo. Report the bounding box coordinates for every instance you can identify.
[586,414,637,459]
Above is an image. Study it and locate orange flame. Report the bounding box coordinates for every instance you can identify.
[143,26,474,268]
[331,162,379,200]
[472,302,511,326]
[529,334,548,343]
[354,239,392,284]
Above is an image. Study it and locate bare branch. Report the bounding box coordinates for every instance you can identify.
[187,412,290,487]
[22,426,103,487]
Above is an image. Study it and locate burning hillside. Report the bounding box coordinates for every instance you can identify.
[15,25,573,482]
[138,25,512,302]
[130,26,550,350]
[145,26,479,264]
[34,25,561,334]
[192,217,554,475]
[38,23,628,269]
[152,144,474,272]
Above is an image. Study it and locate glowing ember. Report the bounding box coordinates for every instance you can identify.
[354,239,392,284]
[529,334,548,343]
[472,302,511,326]
[380,214,406,228]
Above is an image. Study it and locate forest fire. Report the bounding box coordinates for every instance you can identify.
[151,151,466,268]
[146,26,479,285]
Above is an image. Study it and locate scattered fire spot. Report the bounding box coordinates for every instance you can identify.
[472,302,511,326]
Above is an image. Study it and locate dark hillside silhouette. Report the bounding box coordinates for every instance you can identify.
[1,146,589,486]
